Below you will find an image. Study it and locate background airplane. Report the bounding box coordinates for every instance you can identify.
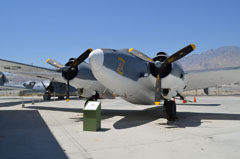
[22,80,78,100]
[0,50,115,101]
[0,72,77,99]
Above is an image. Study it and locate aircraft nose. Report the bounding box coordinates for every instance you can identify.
[89,49,104,72]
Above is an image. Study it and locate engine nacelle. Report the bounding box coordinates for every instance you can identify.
[161,88,177,100]
[79,88,97,98]
[48,81,77,94]
[149,52,172,78]
[62,58,78,81]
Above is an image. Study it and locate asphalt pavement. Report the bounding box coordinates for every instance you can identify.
[0,96,240,159]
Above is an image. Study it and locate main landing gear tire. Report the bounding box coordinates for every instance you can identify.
[43,92,51,100]
[84,93,100,106]
[164,100,177,121]
[58,96,64,100]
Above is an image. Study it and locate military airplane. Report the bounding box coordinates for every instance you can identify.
[72,44,240,121]
[0,72,77,98]
[0,52,114,101]
[22,80,77,99]
[2,45,240,121]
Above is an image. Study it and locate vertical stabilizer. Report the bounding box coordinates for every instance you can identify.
[0,72,9,85]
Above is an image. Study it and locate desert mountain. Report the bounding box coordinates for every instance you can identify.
[179,46,240,71]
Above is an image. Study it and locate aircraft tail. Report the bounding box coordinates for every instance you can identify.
[0,72,9,85]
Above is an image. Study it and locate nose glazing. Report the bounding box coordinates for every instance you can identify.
[89,49,104,72]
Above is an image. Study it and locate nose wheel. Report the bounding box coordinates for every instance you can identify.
[164,100,177,121]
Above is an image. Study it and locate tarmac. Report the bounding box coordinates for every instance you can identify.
[0,96,240,159]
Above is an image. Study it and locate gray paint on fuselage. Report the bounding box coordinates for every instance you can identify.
[102,48,185,82]
[101,48,149,81]
[171,62,185,79]
[76,62,97,81]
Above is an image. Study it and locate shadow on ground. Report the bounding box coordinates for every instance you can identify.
[0,100,35,107]
[0,110,67,159]
[0,96,83,107]
[26,103,240,130]
[164,111,240,128]
[103,107,164,129]
[28,106,83,113]
[178,103,221,106]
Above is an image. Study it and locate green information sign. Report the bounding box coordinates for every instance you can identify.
[83,101,101,131]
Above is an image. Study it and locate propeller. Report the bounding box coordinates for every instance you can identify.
[129,48,154,63]
[46,59,64,69]
[46,48,93,102]
[129,44,196,105]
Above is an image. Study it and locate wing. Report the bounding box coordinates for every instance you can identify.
[0,84,27,90]
[185,67,240,91]
[0,59,64,83]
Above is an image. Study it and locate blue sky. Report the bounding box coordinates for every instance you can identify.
[0,0,239,67]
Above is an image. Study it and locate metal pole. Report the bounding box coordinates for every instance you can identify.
[22,96,25,108]
[32,94,34,105]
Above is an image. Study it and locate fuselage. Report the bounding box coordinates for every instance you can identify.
[24,80,49,91]
[89,48,186,105]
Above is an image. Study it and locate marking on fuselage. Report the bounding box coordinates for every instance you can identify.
[4,66,22,70]
[117,57,125,75]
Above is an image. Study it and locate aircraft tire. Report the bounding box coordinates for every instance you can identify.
[43,92,51,100]
[58,96,64,100]
[164,100,176,121]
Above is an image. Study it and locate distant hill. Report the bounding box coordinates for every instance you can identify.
[179,46,240,71]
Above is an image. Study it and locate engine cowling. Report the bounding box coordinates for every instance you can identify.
[149,52,172,78]
[62,58,78,81]
[161,88,178,100]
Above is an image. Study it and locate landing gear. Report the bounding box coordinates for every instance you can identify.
[58,96,64,100]
[84,93,100,106]
[164,100,177,121]
[43,84,54,100]
[43,92,51,100]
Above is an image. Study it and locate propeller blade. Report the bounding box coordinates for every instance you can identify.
[46,58,63,68]
[71,48,93,67]
[41,81,47,90]
[154,73,161,105]
[164,44,196,65]
[63,48,93,102]
[129,48,154,63]
[66,80,70,102]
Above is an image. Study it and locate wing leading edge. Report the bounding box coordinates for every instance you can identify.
[0,59,64,83]
[185,67,240,91]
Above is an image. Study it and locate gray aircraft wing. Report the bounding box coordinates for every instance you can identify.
[185,67,240,91]
[0,59,64,83]
[0,84,28,90]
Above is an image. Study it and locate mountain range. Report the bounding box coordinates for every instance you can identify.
[179,46,240,71]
